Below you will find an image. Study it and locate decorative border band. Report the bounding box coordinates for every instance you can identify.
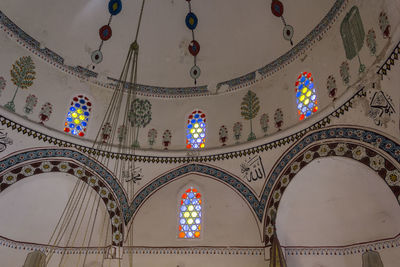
[284,233,400,256]
[377,40,400,78]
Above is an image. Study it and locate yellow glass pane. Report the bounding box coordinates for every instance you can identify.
[184,212,190,218]
[74,119,80,124]
[188,205,194,211]
[72,113,78,118]
[302,87,307,93]
[190,129,195,134]
[200,144,205,148]
[187,218,194,225]
[304,99,310,105]
[197,128,202,133]
[79,115,85,120]
[193,133,199,138]
[77,109,83,114]
[191,211,198,217]
[194,123,199,128]
[299,95,305,102]
[306,91,312,97]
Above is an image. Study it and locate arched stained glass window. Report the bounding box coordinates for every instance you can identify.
[178,187,202,239]
[186,110,206,149]
[63,95,92,137]
[295,72,318,120]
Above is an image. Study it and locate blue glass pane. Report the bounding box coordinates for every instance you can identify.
[180,219,185,224]
[191,119,196,123]
[193,144,199,148]
[69,107,76,112]
[309,83,314,89]
[187,232,193,238]
[197,118,202,123]
[308,103,314,108]
[185,199,190,205]
[200,123,205,128]
[82,105,87,110]
[302,107,307,113]
[200,133,205,138]
[195,218,201,224]
[188,193,194,199]
[311,95,316,101]
[69,123,75,128]
[71,130,77,135]
[81,122,87,127]
[296,91,302,98]
[194,114,199,118]
[195,205,201,211]
[181,206,187,212]
[183,225,189,231]
[298,84,303,90]
[75,103,80,108]
[192,199,198,204]
[67,118,72,122]
[196,138,201,143]
[187,134,192,139]
[306,110,312,117]
[297,103,303,109]
[187,124,192,129]
[300,76,306,83]
[84,112,90,116]
[191,225,197,231]
[76,126,82,130]
[190,139,195,144]
[304,79,310,86]
[79,99,86,104]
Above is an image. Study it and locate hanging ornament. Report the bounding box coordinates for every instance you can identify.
[99,25,112,41]
[188,40,200,56]
[90,0,122,65]
[108,0,122,16]
[91,50,103,64]
[190,65,201,80]
[185,0,201,84]
[185,12,198,30]
[270,0,294,45]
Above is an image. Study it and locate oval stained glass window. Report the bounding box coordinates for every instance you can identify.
[295,72,318,120]
[178,187,202,239]
[64,95,92,137]
[186,110,206,149]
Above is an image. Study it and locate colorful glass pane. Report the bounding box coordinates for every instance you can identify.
[178,187,202,239]
[64,95,92,137]
[186,110,206,149]
[295,72,318,120]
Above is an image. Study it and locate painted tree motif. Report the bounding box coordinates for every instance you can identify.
[340,6,365,73]
[39,102,52,124]
[0,77,6,97]
[233,122,243,143]
[117,125,127,144]
[148,128,157,147]
[274,108,284,130]
[366,29,377,56]
[162,130,172,150]
[240,90,260,141]
[326,75,337,100]
[379,12,390,39]
[24,94,38,116]
[4,56,36,112]
[218,125,228,146]
[128,98,152,148]
[260,113,269,136]
[340,61,350,85]
[101,122,112,143]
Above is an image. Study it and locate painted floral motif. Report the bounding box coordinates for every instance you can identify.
[40,161,53,172]
[369,154,385,171]
[241,90,260,141]
[317,144,330,157]
[4,56,36,112]
[101,122,112,143]
[385,169,400,186]
[128,98,152,148]
[23,94,38,116]
[366,29,377,56]
[266,224,274,238]
[21,165,34,177]
[290,161,301,174]
[113,231,122,244]
[303,151,314,163]
[379,12,390,39]
[334,143,348,156]
[274,108,284,130]
[0,77,6,97]
[3,173,17,185]
[148,128,157,147]
[260,113,269,136]
[352,146,366,160]
[99,187,110,198]
[88,176,99,187]
[233,122,243,143]
[280,175,290,187]
[272,191,281,202]
[162,130,172,150]
[340,61,350,85]
[59,162,69,172]
[219,125,228,146]
[326,75,337,99]
[111,215,122,227]
[39,102,53,124]
[107,200,117,212]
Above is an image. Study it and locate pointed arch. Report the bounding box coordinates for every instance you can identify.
[178,186,202,239]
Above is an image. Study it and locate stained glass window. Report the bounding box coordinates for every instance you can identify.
[295,72,318,120]
[178,187,202,239]
[186,110,206,149]
[63,95,92,137]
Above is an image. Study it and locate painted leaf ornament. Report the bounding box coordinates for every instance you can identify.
[99,25,112,41]
[108,0,122,16]
[190,65,201,79]
[185,12,198,30]
[271,0,284,17]
[91,50,103,64]
[188,40,200,56]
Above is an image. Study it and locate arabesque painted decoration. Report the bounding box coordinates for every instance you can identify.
[186,110,206,149]
[219,125,228,146]
[23,94,38,116]
[64,95,92,137]
[295,72,318,120]
[39,102,52,124]
[178,187,202,239]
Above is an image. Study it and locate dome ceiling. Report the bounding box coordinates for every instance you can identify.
[1,0,335,88]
